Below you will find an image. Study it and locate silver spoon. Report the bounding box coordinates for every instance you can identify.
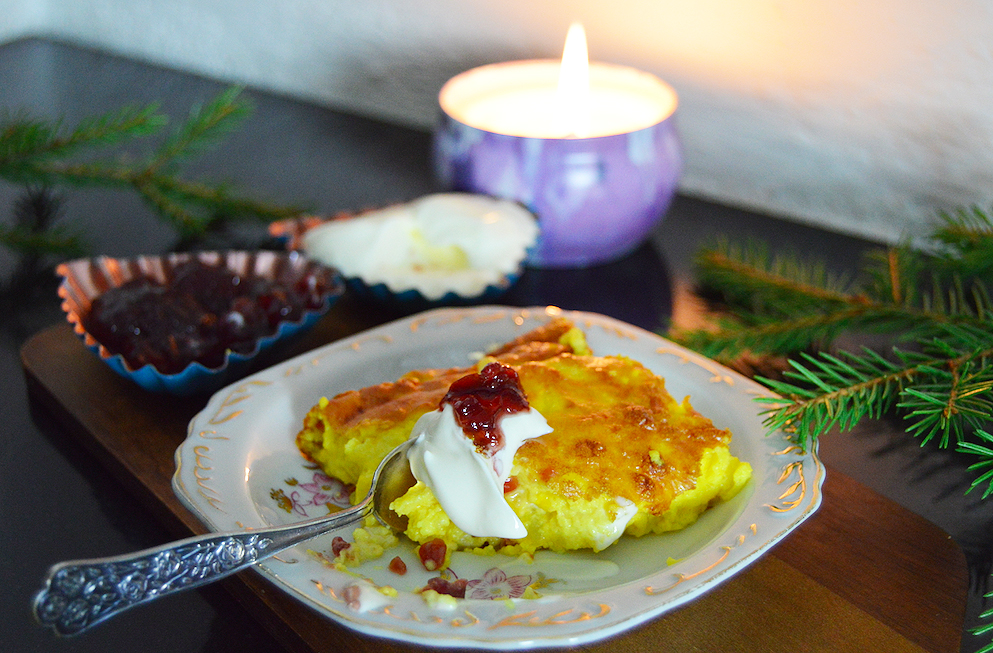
[33,439,416,636]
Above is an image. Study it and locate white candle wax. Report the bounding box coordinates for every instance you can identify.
[440,60,677,140]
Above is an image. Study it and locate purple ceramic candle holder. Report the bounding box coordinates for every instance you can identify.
[433,60,682,268]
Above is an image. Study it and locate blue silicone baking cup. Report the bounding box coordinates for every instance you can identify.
[57,250,344,396]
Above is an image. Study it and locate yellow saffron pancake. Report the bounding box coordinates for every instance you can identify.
[295,319,752,555]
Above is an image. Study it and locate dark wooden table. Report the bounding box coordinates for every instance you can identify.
[3,38,988,653]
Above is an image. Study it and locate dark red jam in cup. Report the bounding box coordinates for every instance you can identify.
[82,258,337,374]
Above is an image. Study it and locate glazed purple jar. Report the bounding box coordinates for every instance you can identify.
[434,60,682,268]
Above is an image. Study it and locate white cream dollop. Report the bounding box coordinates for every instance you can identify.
[407,403,551,539]
[302,193,538,300]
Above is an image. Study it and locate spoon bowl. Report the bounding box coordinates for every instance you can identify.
[33,439,416,636]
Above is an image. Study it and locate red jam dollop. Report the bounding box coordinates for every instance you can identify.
[440,362,529,455]
[83,259,337,374]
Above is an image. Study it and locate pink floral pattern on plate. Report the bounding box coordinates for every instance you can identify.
[465,568,534,599]
[270,468,353,517]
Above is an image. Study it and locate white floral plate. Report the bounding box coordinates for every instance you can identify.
[172,306,823,649]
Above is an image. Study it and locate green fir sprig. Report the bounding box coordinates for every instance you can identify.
[0,187,84,302]
[958,429,993,501]
[0,186,84,257]
[0,103,166,172]
[0,87,306,251]
[671,209,993,650]
[671,216,993,481]
[755,324,993,450]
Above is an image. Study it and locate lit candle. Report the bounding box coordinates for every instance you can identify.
[448,24,674,140]
[434,24,682,268]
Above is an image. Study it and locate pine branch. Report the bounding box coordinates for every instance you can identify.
[0,222,85,255]
[0,187,85,303]
[133,169,303,236]
[673,211,993,449]
[676,212,993,652]
[958,429,993,500]
[755,347,913,449]
[674,302,954,364]
[901,368,993,448]
[0,186,84,258]
[933,206,993,252]
[62,103,167,153]
[674,240,993,363]
[971,568,993,653]
[149,174,303,223]
[1,88,307,253]
[0,104,165,175]
[752,307,993,450]
[693,239,857,317]
[147,86,249,172]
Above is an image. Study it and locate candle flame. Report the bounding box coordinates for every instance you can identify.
[556,22,591,138]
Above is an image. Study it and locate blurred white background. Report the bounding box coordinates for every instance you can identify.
[5,0,993,244]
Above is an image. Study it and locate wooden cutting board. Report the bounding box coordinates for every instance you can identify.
[21,316,968,653]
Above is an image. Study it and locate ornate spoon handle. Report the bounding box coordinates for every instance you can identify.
[33,498,373,636]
